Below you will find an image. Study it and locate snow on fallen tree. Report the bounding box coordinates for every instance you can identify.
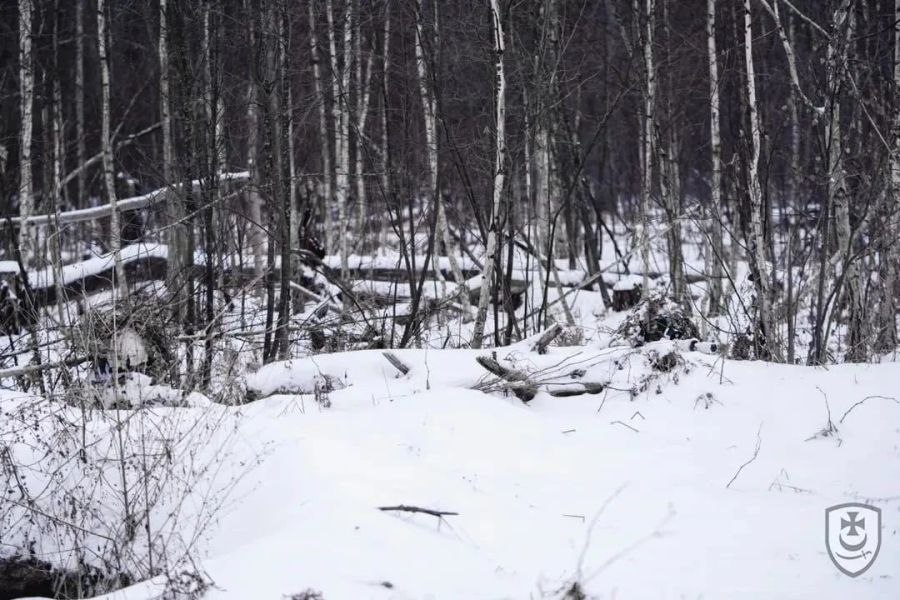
[0,171,249,227]
[244,327,719,407]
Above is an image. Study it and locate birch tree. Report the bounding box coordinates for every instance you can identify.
[75,0,86,209]
[160,0,188,320]
[659,0,688,311]
[743,0,779,360]
[379,1,391,250]
[326,0,352,280]
[414,0,471,315]
[246,0,267,282]
[18,0,34,269]
[705,0,724,318]
[639,0,655,299]
[472,0,506,349]
[878,0,900,352]
[354,0,373,247]
[309,1,334,253]
[98,0,128,297]
[826,1,865,361]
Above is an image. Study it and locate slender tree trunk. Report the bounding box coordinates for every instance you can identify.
[247,2,266,283]
[472,0,506,349]
[98,0,127,297]
[830,2,865,361]
[50,0,67,327]
[354,0,373,249]
[414,0,471,315]
[75,0,86,209]
[640,0,655,300]
[160,0,186,323]
[784,12,801,363]
[659,0,688,311]
[18,0,35,268]
[706,0,724,319]
[743,0,779,360]
[878,0,900,353]
[309,1,334,253]
[326,0,352,281]
[379,1,391,251]
[275,3,292,360]
[287,82,301,313]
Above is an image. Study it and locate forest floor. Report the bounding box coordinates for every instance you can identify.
[9,336,900,599]
[2,219,899,599]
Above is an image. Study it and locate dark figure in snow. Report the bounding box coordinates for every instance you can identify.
[121,209,145,245]
[0,277,36,336]
[298,205,325,263]
[0,280,21,336]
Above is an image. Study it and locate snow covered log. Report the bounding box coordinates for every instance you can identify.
[0,171,249,227]
[475,356,538,401]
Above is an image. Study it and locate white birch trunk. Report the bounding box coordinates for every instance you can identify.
[379,2,391,251]
[98,0,128,297]
[160,0,173,184]
[471,0,505,349]
[326,0,352,280]
[246,5,266,281]
[18,0,34,268]
[744,0,779,359]
[706,0,724,318]
[160,0,186,315]
[827,2,864,360]
[640,0,655,300]
[354,0,373,248]
[76,0,86,209]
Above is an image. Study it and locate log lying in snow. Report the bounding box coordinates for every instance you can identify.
[475,355,538,401]
[0,171,249,227]
[382,351,410,375]
[530,324,563,354]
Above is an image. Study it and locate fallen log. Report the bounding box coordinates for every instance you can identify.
[382,351,410,375]
[475,355,537,402]
[0,355,90,379]
[531,324,563,354]
[547,382,606,397]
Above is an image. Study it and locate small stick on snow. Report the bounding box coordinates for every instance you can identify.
[382,352,410,375]
[562,514,586,522]
[610,420,639,433]
[531,323,563,354]
[378,505,458,518]
[726,423,763,489]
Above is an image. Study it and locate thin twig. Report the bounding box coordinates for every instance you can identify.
[839,395,899,424]
[610,420,639,433]
[378,505,458,518]
[726,423,763,489]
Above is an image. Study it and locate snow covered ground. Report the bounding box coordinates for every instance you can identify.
[11,340,898,599]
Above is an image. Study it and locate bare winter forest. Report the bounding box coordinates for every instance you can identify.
[0,0,898,598]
